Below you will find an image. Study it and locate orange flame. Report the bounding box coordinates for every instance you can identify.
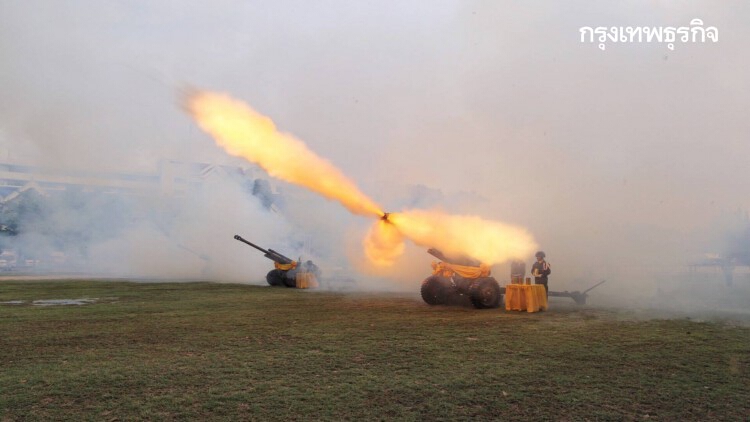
[185,90,538,268]
[185,91,383,218]
[363,220,405,266]
[365,210,538,266]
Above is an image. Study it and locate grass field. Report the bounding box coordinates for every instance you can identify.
[1,280,748,420]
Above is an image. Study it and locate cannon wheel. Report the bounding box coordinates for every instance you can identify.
[266,269,285,286]
[421,276,452,305]
[282,271,297,288]
[469,277,502,309]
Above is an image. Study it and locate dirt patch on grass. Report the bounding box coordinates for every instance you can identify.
[1,297,119,307]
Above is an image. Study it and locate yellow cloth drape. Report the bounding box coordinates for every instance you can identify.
[505,284,548,313]
[274,261,298,271]
[431,261,491,279]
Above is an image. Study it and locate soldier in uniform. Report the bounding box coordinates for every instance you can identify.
[531,251,551,297]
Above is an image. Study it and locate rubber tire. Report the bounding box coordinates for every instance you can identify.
[266,269,285,286]
[469,277,502,309]
[421,276,452,305]
[282,272,297,288]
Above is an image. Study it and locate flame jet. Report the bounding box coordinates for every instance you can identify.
[364,210,537,266]
[185,90,537,267]
[185,91,383,218]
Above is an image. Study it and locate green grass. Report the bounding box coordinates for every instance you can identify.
[1,280,748,420]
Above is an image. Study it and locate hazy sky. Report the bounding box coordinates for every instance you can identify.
[1,1,748,294]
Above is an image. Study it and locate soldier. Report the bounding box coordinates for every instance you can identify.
[531,251,551,297]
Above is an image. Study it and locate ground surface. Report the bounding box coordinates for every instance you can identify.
[1,280,748,421]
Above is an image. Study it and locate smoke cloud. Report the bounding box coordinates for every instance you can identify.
[1,1,748,312]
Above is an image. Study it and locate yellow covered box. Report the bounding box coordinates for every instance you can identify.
[505,284,548,312]
[295,272,319,289]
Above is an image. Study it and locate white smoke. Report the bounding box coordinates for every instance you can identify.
[0,1,748,314]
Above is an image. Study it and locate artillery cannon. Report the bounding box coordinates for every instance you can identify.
[233,234,320,288]
[421,248,503,309]
[548,280,607,305]
[421,247,607,309]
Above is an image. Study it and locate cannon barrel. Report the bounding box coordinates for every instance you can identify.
[234,235,269,253]
[582,279,607,295]
[427,247,482,268]
[233,234,294,265]
[548,280,607,305]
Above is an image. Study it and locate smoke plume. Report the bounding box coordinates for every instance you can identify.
[0,1,748,314]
